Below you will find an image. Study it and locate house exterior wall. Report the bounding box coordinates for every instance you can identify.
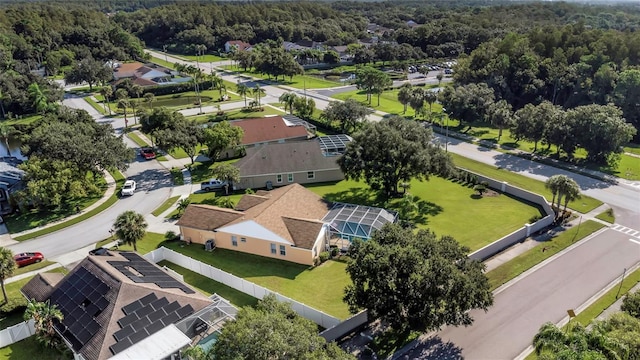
[236,168,344,190]
[178,226,319,266]
[214,231,314,265]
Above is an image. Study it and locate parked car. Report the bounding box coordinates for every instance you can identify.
[140,147,156,160]
[121,180,136,196]
[444,69,453,74]
[200,179,228,191]
[14,252,44,267]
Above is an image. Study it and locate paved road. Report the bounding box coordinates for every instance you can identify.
[400,227,640,359]
[6,95,171,259]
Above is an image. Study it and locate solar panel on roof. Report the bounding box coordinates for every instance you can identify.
[114,326,135,341]
[110,338,133,355]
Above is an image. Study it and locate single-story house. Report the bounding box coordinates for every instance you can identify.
[224,40,252,53]
[233,139,344,190]
[21,251,236,360]
[176,183,397,265]
[112,62,189,87]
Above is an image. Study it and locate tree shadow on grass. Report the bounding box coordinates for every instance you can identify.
[402,198,443,227]
[322,187,387,208]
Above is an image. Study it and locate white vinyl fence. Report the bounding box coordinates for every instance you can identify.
[144,248,341,329]
[0,319,35,348]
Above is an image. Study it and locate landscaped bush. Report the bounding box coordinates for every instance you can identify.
[330,247,339,257]
[621,290,640,318]
[319,251,330,263]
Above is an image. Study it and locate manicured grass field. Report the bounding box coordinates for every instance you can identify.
[11,260,56,277]
[158,261,258,308]
[180,54,224,62]
[111,232,168,254]
[307,178,541,251]
[449,153,603,213]
[486,220,605,290]
[185,106,285,124]
[226,67,340,89]
[149,56,176,69]
[151,196,180,216]
[595,208,615,223]
[0,336,71,359]
[331,87,443,118]
[161,242,352,319]
[624,144,640,156]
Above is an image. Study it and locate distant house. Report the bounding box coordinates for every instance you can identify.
[224,40,252,53]
[330,45,351,61]
[0,159,24,214]
[112,62,188,87]
[21,251,237,360]
[282,41,306,52]
[176,184,397,265]
[233,138,346,190]
[406,20,420,28]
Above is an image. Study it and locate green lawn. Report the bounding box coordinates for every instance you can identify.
[624,144,640,156]
[158,261,258,308]
[227,67,340,89]
[12,171,125,241]
[11,260,56,277]
[151,196,180,216]
[450,153,603,213]
[0,336,71,359]
[96,89,240,114]
[149,56,176,70]
[189,159,241,183]
[307,178,541,251]
[162,242,352,319]
[186,106,285,124]
[331,87,443,118]
[180,54,224,62]
[1,114,41,126]
[127,132,149,147]
[112,232,168,254]
[4,173,108,234]
[486,220,605,290]
[165,192,243,219]
[595,208,615,223]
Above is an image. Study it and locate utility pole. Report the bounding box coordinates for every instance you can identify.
[163,45,168,64]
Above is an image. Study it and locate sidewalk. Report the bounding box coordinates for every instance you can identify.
[0,170,117,247]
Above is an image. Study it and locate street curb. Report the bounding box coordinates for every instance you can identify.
[493,226,610,296]
[514,260,640,360]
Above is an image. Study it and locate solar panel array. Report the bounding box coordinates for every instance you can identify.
[110,293,195,355]
[318,135,352,155]
[108,252,195,294]
[50,266,111,351]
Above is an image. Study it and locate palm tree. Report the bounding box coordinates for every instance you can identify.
[28,83,48,115]
[113,210,148,252]
[236,83,249,108]
[195,44,207,67]
[0,123,14,156]
[252,84,266,107]
[131,84,144,125]
[100,86,113,115]
[424,91,437,121]
[0,88,8,119]
[533,322,628,360]
[544,175,562,212]
[24,300,64,349]
[279,92,297,114]
[144,92,155,109]
[397,83,413,114]
[436,72,444,87]
[177,198,191,216]
[556,175,581,213]
[117,99,130,128]
[0,247,16,304]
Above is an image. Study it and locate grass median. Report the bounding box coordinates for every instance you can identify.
[151,196,180,217]
[13,171,125,241]
[487,220,605,291]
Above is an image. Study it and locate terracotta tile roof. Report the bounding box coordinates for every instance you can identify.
[21,252,212,360]
[234,141,340,176]
[226,40,251,51]
[113,61,144,78]
[234,194,269,211]
[175,204,244,231]
[282,217,325,249]
[231,116,310,145]
[20,272,64,302]
[229,184,331,247]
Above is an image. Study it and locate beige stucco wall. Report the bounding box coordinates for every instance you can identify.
[237,168,344,190]
[180,227,216,245]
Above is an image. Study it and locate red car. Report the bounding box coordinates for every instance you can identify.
[13,252,44,267]
[140,148,156,160]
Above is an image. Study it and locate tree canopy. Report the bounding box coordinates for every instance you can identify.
[208,294,354,360]
[321,99,372,134]
[338,116,452,198]
[344,223,493,333]
[202,121,244,162]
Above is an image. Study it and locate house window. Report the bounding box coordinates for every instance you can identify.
[231,236,238,247]
[307,171,315,179]
[271,244,277,254]
[287,174,293,182]
[241,237,246,243]
[280,245,286,256]
[276,174,283,183]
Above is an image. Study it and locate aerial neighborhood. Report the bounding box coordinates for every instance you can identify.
[0,1,640,360]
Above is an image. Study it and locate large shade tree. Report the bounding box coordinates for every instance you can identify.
[202,121,244,161]
[208,294,354,360]
[439,82,495,132]
[338,116,452,198]
[113,210,148,252]
[344,224,493,334]
[321,99,372,133]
